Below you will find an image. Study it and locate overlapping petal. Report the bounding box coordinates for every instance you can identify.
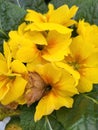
[1,76,27,105]
[25,4,78,32]
[0,42,28,104]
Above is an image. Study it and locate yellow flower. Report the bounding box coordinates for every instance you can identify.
[0,42,27,105]
[28,63,78,121]
[8,23,72,62]
[8,23,48,62]
[25,4,78,33]
[56,34,98,93]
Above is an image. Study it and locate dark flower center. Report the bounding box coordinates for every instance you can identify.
[46,84,52,91]
[36,44,45,51]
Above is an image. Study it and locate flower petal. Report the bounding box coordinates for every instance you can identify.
[3,42,12,69]
[16,46,38,62]
[85,52,98,67]
[42,31,71,61]
[1,77,27,105]
[25,9,44,22]
[55,62,80,86]
[49,5,78,26]
[0,60,8,74]
[32,63,62,84]
[70,36,95,59]
[25,23,72,34]
[11,60,27,74]
[0,80,9,100]
[77,76,93,93]
[34,92,73,121]
[85,68,98,83]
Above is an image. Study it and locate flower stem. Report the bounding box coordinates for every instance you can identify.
[84,94,98,104]
[45,116,53,130]
[16,0,21,7]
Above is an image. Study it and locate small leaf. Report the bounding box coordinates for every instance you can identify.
[20,105,64,130]
[0,0,26,33]
[7,0,48,13]
[56,94,98,130]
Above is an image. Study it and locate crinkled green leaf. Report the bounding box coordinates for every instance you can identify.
[56,93,98,130]
[0,0,26,33]
[20,105,64,130]
[50,0,98,25]
[7,0,48,13]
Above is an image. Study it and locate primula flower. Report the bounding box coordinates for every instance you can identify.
[8,23,72,62]
[7,23,47,62]
[27,63,78,121]
[56,34,98,93]
[0,42,27,105]
[25,4,78,33]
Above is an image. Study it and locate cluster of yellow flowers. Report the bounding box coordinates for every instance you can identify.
[0,4,98,121]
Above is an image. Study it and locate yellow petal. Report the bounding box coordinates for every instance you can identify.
[49,4,69,23]
[0,80,9,100]
[11,60,27,74]
[85,68,98,83]
[30,63,62,84]
[85,52,98,67]
[56,70,79,96]
[55,62,80,86]
[46,4,54,18]
[16,46,38,62]
[70,36,95,59]
[18,23,27,35]
[34,92,73,121]
[42,31,71,61]
[25,23,72,34]
[77,76,93,93]
[3,42,12,70]
[69,5,78,19]
[25,9,45,22]
[0,53,5,61]
[1,77,27,105]
[16,95,26,105]
[0,60,8,74]
[25,31,47,45]
[49,5,78,26]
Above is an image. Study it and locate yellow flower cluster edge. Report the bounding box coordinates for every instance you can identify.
[0,4,98,121]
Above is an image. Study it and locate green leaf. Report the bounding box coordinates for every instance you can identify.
[20,105,64,130]
[56,94,98,130]
[0,38,3,52]
[7,0,48,13]
[50,0,98,25]
[0,0,26,34]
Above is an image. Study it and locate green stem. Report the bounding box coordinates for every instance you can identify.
[84,94,98,104]
[46,116,53,130]
[16,0,21,7]
[0,29,8,38]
